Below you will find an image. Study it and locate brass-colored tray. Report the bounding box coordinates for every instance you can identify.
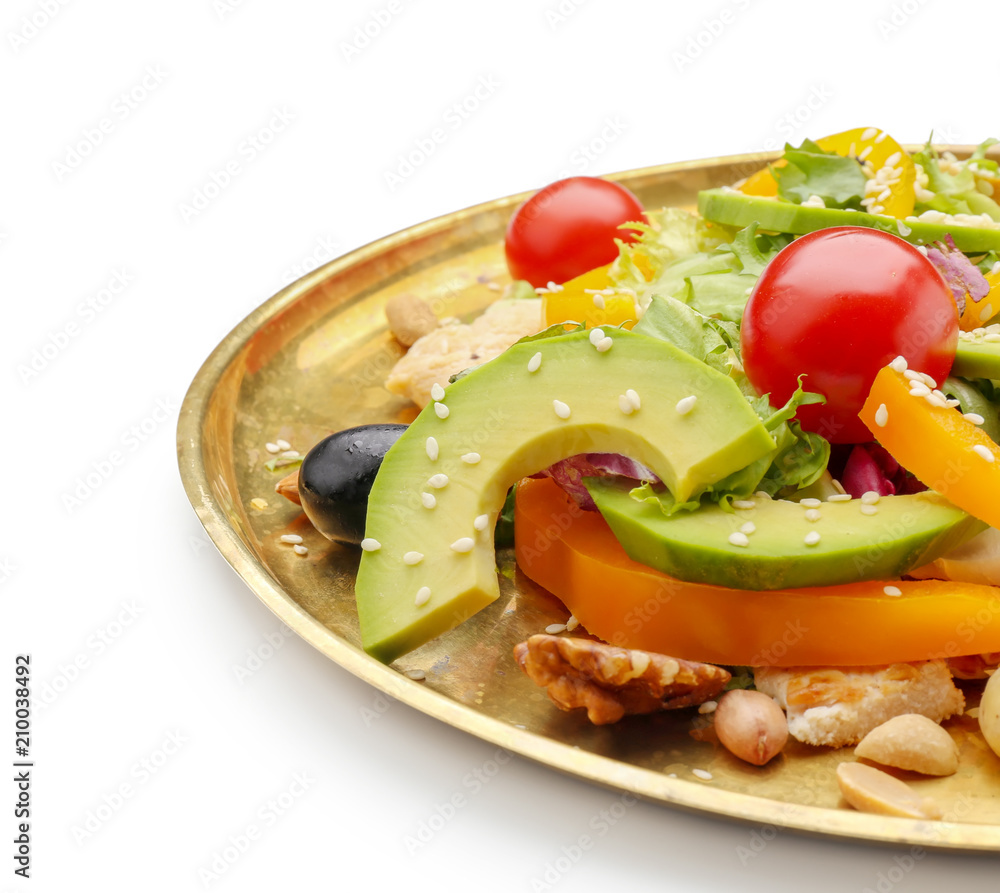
[177,150,1000,851]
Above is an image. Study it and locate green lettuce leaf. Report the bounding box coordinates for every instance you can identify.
[773,139,866,209]
[913,137,1000,220]
[629,297,828,512]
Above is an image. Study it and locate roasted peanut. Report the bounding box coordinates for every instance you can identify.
[978,669,1000,758]
[854,714,958,776]
[836,762,942,820]
[385,294,438,346]
[714,689,788,766]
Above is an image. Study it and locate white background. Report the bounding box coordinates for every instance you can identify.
[4,0,1000,890]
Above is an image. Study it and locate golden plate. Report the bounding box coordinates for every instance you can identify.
[177,149,1000,851]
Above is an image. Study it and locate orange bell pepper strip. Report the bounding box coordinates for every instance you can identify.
[514,476,1000,667]
[860,364,1000,528]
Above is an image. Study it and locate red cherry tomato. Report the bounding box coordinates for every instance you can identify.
[504,176,645,287]
[741,226,958,444]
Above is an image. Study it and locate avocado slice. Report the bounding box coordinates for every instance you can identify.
[953,333,1000,379]
[356,327,777,663]
[586,478,985,591]
[698,188,1000,253]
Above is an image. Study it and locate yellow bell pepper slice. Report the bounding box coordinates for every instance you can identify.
[541,264,638,329]
[739,127,916,219]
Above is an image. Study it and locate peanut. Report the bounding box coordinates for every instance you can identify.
[714,689,788,766]
[854,714,958,776]
[385,294,438,346]
[275,469,301,506]
[836,762,942,820]
[978,669,1000,758]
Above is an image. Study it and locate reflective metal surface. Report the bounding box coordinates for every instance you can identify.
[178,149,1000,850]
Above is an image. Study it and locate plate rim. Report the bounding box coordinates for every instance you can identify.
[176,148,1000,852]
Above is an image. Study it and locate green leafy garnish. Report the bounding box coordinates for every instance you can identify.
[265,455,303,473]
[773,139,866,209]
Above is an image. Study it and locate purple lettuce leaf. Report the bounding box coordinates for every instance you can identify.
[536,453,660,510]
[925,235,989,317]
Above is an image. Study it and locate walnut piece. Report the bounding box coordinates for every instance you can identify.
[513,635,730,725]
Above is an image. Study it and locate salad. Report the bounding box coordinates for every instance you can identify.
[278,127,1000,819]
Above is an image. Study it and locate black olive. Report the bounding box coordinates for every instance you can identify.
[298,424,407,544]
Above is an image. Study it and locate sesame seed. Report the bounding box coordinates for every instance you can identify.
[964,412,986,425]
[553,399,571,419]
[676,395,697,415]
[434,402,450,419]
[250,497,268,510]
[875,403,889,427]
[804,509,822,522]
[698,700,718,714]
[450,537,475,553]
[908,383,931,398]
[985,334,1000,343]
[426,437,439,461]
[293,544,308,555]
[280,450,300,459]
[732,499,756,510]
[593,294,606,309]
[428,473,449,489]
[800,498,822,508]
[545,623,567,635]
[461,452,481,464]
[474,514,489,531]
[973,444,996,462]
[920,372,937,388]
[924,393,949,408]
[566,614,580,631]
[360,538,381,552]
[861,127,879,141]
[421,492,436,509]
[414,587,431,607]
[431,383,445,401]
[403,551,424,565]
[618,395,634,415]
[280,534,303,544]
[276,439,291,451]
[265,442,280,453]
[527,352,542,373]
[903,369,923,381]
[831,478,847,495]
[692,769,713,781]
[875,130,888,143]
[827,493,852,502]
[857,145,873,162]
[404,668,426,680]
[861,491,880,505]
[982,303,995,322]
[546,281,562,292]
[889,356,908,373]
[803,531,821,546]
[883,585,902,597]
[596,336,613,352]
[740,521,756,535]
[860,504,879,516]
[728,532,750,547]
[884,151,902,168]
[589,328,605,345]
[626,388,641,410]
